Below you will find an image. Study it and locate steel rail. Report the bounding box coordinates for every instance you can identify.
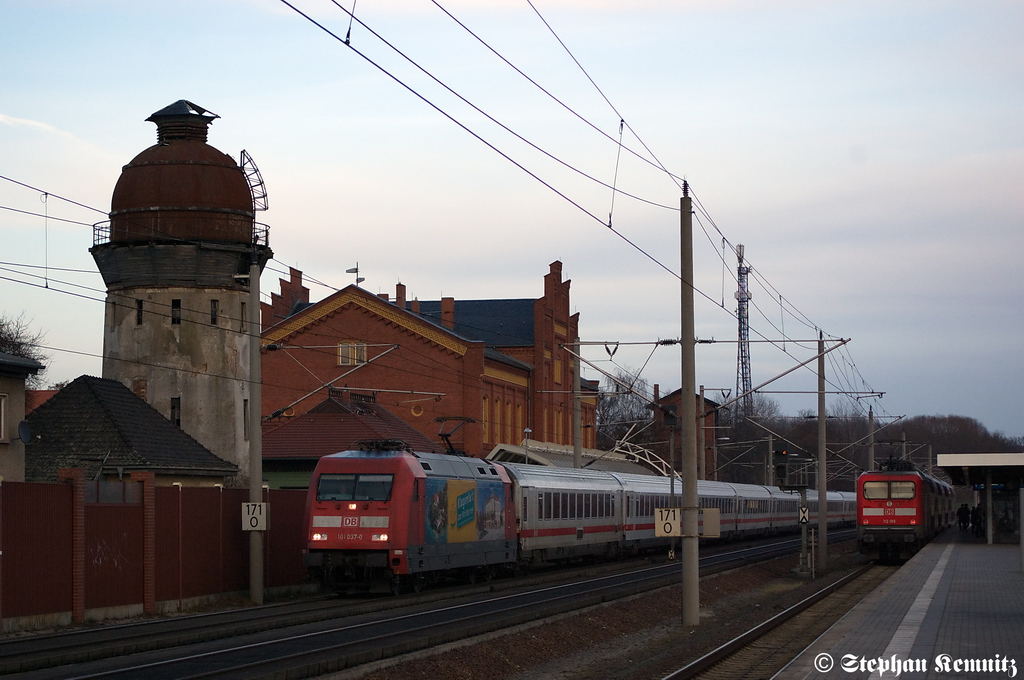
[63,563,691,679]
[62,531,855,680]
[659,563,875,680]
[6,529,855,679]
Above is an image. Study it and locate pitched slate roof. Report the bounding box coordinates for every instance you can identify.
[262,395,442,459]
[25,375,237,481]
[416,299,535,347]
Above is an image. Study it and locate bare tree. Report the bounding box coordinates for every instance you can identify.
[0,313,49,388]
[596,369,654,451]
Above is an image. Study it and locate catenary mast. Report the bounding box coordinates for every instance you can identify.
[735,244,752,416]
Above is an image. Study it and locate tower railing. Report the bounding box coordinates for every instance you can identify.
[92,220,270,248]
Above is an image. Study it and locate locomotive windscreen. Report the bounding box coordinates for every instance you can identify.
[862,480,917,500]
[317,473,394,502]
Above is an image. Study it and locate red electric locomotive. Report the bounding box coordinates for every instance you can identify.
[857,459,954,561]
[303,440,517,594]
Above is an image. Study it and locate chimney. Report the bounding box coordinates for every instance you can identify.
[441,297,455,329]
[653,384,660,402]
[377,293,389,301]
[411,298,420,314]
[396,283,406,308]
[146,100,218,144]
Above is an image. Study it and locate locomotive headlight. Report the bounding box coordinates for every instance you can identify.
[348,503,358,510]
[371,533,389,542]
[311,533,329,541]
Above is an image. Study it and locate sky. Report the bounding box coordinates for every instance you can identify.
[2,0,1022,441]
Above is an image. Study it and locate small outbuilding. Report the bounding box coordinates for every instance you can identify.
[0,351,45,482]
[25,375,238,485]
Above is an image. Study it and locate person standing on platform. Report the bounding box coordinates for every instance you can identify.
[957,504,971,532]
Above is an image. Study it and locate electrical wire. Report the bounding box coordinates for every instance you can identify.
[525,0,683,194]
[429,0,685,188]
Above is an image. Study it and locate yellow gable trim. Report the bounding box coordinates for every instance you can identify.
[484,366,529,387]
[263,291,468,356]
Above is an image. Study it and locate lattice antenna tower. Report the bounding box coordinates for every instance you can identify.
[735,244,752,417]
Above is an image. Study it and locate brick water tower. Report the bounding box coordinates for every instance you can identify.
[90,100,272,479]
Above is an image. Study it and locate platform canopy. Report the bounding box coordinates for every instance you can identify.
[938,452,1024,486]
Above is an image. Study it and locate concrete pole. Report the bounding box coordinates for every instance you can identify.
[986,467,993,545]
[670,429,676,503]
[800,487,809,574]
[248,258,264,605]
[699,386,707,480]
[680,187,700,626]
[670,427,677,558]
[1019,486,1023,572]
[712,428,719,481]
[817,333,828,573]
[573,338,582,469]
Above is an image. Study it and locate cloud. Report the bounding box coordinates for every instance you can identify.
[0,113,79,141]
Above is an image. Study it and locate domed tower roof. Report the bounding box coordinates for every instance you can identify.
[108,100,254,245]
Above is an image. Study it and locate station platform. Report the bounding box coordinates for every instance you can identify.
[780,529,1024,679]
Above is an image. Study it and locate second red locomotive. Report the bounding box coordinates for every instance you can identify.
[857,459,954,561]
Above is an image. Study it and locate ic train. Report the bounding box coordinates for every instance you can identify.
[304,441,856,594]
[856,461,954,561]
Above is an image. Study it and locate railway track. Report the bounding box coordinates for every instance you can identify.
[660,562,896,680]
[1,530,855,679]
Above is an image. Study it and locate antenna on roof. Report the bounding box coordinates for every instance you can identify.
[346,263,365,285]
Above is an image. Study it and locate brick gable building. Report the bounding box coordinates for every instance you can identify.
[260,262,596,457]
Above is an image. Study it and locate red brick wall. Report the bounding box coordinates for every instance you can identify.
[262,290,489,455]
[262,262,597,456]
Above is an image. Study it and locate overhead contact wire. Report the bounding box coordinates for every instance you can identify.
[283,0,679,280]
